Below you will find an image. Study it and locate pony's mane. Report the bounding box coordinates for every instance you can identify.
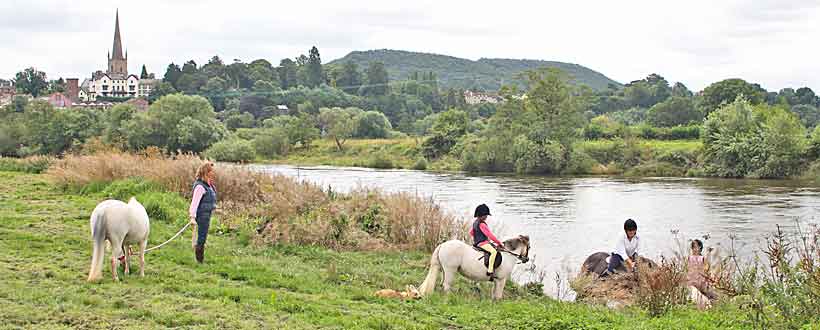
[503,235,530,250]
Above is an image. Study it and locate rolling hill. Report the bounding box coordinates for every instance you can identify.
[328,49,621,91]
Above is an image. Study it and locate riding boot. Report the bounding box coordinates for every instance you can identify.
[195,244,204,263]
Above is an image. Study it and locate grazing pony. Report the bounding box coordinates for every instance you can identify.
[418,235,530,300]
[87,198,150,282]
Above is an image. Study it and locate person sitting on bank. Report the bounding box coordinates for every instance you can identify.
[469,204,504,279]
[687,239,718,309]
[602,219,640,276]
[189,162,217,264]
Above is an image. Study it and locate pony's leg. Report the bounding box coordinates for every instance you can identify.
[109,238,123,281]
[442,268,455,293]
[122,244,130,275]
[138,240,147,277]
[492,278,507,301]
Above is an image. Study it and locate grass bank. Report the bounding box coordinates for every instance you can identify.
[1,170,757,329]
[265,138,461,171]
[265,138,704,177]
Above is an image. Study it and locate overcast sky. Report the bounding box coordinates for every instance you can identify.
[1,0,819,92]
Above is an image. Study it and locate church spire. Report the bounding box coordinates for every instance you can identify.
[112,9,124,60]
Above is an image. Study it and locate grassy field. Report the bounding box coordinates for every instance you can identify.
[0,170,757,329]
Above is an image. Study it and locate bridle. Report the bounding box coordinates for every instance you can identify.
[500,239,530,264]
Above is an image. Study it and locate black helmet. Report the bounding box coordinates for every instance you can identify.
[624,219,637,231]
[474,204,491,217]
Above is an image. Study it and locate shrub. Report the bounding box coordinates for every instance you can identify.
[563,149,597,175]
[204,139,256,163]
[512,136,564,174]
[253,128,290,158]
[135,191,189,223]
[624,161,685,177]
[635,260,688,317]
[703,100,807,178]
[98,178,163,200]
[48,152,465,252]
[0,156,54,174]
[412,157,428,170]
[368,151,394,169]
[808,126,820,160]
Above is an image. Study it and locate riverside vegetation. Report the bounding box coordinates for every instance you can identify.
[2,154,820,329]
[5,47,820,181]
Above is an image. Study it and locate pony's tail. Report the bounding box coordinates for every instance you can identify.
[418,244,442,297]
[87,208,106,282]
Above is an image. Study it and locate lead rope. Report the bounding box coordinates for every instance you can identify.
[144,222,192,253]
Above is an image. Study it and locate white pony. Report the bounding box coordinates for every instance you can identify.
[87,198,150,282]
[418,235,530,300]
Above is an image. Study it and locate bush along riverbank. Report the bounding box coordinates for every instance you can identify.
[3,152,820,328]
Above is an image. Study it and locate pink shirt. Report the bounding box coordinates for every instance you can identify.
[687,255,707,287]
[470,222,503,246]
[189,185,206,218]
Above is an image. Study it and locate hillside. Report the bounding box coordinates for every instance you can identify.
[328,49,621,91]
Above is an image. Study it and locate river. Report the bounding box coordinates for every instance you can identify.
[253,164,820,296]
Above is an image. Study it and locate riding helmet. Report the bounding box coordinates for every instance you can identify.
[474,204,491,217]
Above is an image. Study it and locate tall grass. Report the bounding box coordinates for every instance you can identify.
[46,150,464,251]
[0,156,54,173]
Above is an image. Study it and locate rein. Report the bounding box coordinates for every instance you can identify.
[144,222,191,253]
[499,248,529,264]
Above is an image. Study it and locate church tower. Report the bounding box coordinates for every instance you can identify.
[107,10,128,76]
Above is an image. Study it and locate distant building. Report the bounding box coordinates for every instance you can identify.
[464,90,502,105]
[78,10,154,102]
[0,79,14,106]
[47,93,72,108]
[126,97,149,111]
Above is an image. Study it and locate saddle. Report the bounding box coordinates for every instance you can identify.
[473,245,503,269]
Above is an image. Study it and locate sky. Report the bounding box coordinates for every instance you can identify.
[1,0,819,92]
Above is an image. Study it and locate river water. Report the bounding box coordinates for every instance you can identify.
[253,164,820,296]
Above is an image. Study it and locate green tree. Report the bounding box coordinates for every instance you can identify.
[20,100,101,155]
[124,94,227,152]
[278,58,298,89]
[140,65,149,79]
[253,127,290,157]
[175,73,207,94]
[306,46,325,88]
[318,107,359,150]
[204,138,255,162]
[149,82,177,103]
[163,63,182,88]
[647,96,701,127]
[354,111,393,138]
[14,67,48,97]
[202,77,227,110]
[248,59,277,87]
[337,61,362,94]
[796,87,818,106]
[102,104,137,148]
[421,109,469,158]
[360,62,389,96]
[703,98,807,178]
[699,79,767,116]
[792,104,820,129]
[201,56,226,78]
[181,60,198,74]
[522,68,588,149]
[671,82,693,98]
